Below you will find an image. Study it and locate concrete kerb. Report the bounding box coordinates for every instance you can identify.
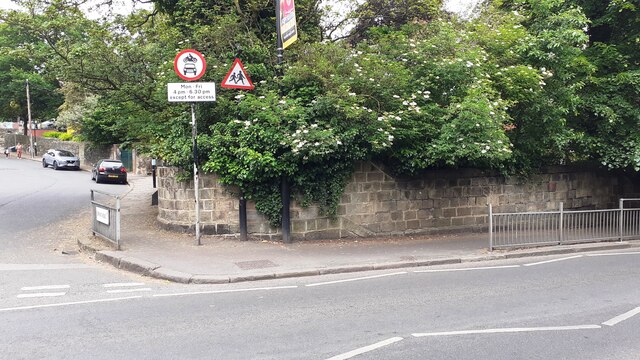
[82,239,640,285]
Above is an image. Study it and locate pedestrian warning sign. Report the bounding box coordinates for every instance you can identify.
[221,58,254,90]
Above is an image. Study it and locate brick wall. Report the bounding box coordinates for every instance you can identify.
[156,163,639,241]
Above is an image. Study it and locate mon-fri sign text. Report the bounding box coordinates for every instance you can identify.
[167,82,216,102]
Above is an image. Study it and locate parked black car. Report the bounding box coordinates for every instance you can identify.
[91,159,127,184]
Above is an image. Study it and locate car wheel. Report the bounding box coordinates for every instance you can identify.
[53,161,59,170]
[95,175,102,184]
[42,159,48,168]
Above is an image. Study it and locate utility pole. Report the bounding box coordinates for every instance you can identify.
[276,0,292,244]
[26,79,34,158]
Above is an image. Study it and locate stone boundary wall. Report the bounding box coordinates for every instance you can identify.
[157,163,640,241]
[4,134,112,168]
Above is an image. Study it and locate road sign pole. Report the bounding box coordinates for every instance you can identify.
[191,103,201,245]
[26,79,34,158]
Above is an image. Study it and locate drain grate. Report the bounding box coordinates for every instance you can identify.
[235,259,278,270]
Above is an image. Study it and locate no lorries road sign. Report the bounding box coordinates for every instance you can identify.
[168,83,216,102]
[174,49,207,81]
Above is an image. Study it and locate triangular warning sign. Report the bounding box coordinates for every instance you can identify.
[221,58,254,90]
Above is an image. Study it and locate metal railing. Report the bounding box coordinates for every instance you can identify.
[91,189,121,250]
[489,199,640,250]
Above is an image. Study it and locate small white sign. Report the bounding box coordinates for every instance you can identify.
[168,83,217,102]
[96,207,110,225]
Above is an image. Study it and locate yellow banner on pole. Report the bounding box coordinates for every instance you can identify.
[278,0,297,49]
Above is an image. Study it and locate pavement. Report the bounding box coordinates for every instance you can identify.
[77,174,640,284]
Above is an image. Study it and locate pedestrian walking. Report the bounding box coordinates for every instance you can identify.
[16,143,23,159]
[4,147,9,158]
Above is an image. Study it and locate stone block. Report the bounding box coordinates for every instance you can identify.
[352,192,370,203]
[381,182,397,190]
[406,220,421,229]
[429,189,443,199]
[396,201,409,211]
[315,218,330,230]
[417,209,433,219]
[292,220,306,232]
[421,199,434,208]
[443,208,457,218]
[377,201,395,212]
[362,182,381,192]
[403,210,417,220]
[376,212,392,222]
[353,172,367,182]
[366,172,384,182]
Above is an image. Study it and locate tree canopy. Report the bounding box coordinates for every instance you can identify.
[1,0,638,224]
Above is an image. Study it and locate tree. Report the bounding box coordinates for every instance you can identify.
[0,21,63,134]
[569,0,640,170]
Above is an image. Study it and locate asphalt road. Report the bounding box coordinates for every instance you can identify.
[1,156,639,359]
[1,249,639,359]
[0,156,127,262]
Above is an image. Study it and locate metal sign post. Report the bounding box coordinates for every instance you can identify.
[169,49,216,246]
[191,103,201,245]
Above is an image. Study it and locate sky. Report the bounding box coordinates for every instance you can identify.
[0,0,478,14]
[0,0,152,17]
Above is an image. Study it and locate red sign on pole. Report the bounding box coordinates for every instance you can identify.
[174,49,207,81]
[221,58,254,90]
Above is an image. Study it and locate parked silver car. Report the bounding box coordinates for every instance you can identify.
[42,149,80,170]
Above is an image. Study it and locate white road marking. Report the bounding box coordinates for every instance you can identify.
[0,264,92,271]
[106,288,152,294]
[523,255,583,267]
[0,296,143,312]
[326,337,404,360]
[152,285,298,298]
[21,285,70,291]
[306,272,407,287]
[414,265,520,273]
[102,282,146,288]
[412,325,600,337]
[17,292,66,298]
[586,252,640,257]
[602,306,640,326]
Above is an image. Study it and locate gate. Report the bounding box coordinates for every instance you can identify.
[120,148,133,172]
[91,189,121,250]
[489,199,640,250]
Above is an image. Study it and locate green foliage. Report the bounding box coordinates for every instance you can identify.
[2,0,638,228]
[42,131,61,138]
[59,132,74,141]
[0,22,63,132]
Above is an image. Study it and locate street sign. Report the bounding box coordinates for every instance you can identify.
[167,82,216,102]
[174,49,207,81]
[221,58,255,90]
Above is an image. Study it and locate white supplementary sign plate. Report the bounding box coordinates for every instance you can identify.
[167,83,216,102]
[96,207,110,225]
